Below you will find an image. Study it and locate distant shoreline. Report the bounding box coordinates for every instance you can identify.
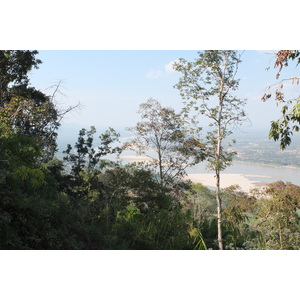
[233,159,300,170]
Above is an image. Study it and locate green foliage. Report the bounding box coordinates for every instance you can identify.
[63,126,121,177]
[221,186,256,249]
[190,228,207,250]
[112,202,195,250]
[269,98,300,149]
[264,50,300,149]
[184,183,216,221]
[251,181,300,250]
[0,133,46,196]
[0,50,42,100]
[0,50,60,158]
[13,166,46,188]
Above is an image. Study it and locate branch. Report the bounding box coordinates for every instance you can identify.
[265,77,300,90]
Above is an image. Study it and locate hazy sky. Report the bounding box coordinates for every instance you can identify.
[29,50,300,134]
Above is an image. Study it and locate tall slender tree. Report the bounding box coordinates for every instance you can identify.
[174,50,247,249]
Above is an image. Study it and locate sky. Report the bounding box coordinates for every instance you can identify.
[28,50,300,138]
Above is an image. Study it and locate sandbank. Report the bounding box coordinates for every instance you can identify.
[185,173,267,193]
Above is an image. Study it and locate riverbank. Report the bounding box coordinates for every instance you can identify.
[185,173,267,193]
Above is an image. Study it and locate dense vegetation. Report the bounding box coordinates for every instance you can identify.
[1,50,300,250]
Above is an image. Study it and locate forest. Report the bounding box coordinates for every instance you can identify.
[1,50,300,250]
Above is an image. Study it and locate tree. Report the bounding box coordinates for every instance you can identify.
[184,183,216,223]
[174,51,247,250]
[252,181,300,249]
[0,50,42,105]
[124,98,207,187]
[62,126,122,205]
[63,126,122,177]
[0,90,60,158]
[262,50,300,149]
[221,185,256,249]
[0,51,79,158]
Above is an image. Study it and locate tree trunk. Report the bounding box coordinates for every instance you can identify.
[158,150,163,185]
[155,134,164,186]
[216,169,223,250]
[216,116,223,250]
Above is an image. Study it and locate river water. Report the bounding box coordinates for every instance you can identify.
[187,161,300,186]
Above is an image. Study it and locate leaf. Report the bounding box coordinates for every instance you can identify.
[281,105,288,115]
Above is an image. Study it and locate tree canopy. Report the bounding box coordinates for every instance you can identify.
[124,98,207,187]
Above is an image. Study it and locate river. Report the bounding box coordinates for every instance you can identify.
[187,161,300,186]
